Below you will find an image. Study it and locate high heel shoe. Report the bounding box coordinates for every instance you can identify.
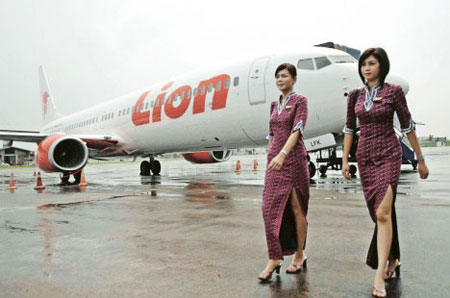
[385,261,401,280]
[258,264,282,281]
[286,257,307,274]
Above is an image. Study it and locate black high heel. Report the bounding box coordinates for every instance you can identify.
[385,261,401,280]
[258,264,281,281]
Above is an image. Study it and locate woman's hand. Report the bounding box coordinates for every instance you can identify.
[268,153,286,171]
[418,161,429,179]
[341,161,352,180]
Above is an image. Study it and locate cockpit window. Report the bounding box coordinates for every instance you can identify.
[328,55,357,63]
[314,56,332,69]
[297,58,315,70]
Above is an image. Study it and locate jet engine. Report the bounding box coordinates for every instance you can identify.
[36,135,89,172]
[182,150,233,164]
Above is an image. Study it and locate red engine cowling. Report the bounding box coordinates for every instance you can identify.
[36,134,89,172]
[182,150,233,164]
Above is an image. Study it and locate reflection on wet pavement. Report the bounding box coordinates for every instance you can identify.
[0,147,449,297]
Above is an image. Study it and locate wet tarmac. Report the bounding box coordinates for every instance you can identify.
[0,147,449,297]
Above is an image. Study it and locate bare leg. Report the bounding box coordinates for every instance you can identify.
[290,189,307,264]
[373,185,394,296]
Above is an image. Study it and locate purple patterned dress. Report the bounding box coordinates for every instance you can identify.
[343,83,415,269]
[262,92,310,260]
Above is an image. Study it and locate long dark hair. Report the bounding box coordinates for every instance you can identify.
[358,48,390,85]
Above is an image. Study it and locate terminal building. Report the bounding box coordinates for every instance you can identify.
[0,146,35,166]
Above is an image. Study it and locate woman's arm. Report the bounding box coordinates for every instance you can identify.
[341,133,354,180]
[406,130,429,179]
[341,89,358,180]
[267,131,300,171]
[393,86,429,179]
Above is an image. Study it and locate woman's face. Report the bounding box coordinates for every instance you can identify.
[361,55,380,83]
[276,69,296,92]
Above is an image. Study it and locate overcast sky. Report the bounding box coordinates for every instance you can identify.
[1,0,449,151]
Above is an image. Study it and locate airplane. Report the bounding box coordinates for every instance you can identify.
[0,44,410,184]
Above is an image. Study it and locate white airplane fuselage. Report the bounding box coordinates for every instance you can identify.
[40,47,408,157]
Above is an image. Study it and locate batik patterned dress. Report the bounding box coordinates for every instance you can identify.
[343,83,415,269]
[262,92,310,260]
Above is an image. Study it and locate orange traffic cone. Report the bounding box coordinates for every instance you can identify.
[34,172,45,190]
[253,159,258,172]
[235,160,242,173]
[8,173,17,190]
[79,169,87,187]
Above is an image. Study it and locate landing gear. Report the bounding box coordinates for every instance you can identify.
[73,171,82,184]
[59,170,82,185]
[60,173,70,185]
[140,156,161,176]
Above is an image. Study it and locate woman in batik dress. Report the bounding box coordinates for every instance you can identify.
[258,63,310,281]
[342,48,429,297]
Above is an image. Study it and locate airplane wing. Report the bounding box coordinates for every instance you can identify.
[0,130,119,150]
[0,130,47,143]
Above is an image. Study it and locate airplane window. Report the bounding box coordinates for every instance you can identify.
[315,56,332,69]
[216,81,221,91]
[208,83,213,93]
[328,55,356,63]
[127,108,130,114]
[193,88,198,97]
[297,58,315,70]
[112,112,114,118]
[225,79,230,89]
[145,102,149,110]
[186,90,191,98]
[119,110,121,117]
[180,91,185,99]
[200,86,205,95]
[233,77,239,86]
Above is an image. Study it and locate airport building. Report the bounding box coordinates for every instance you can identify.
[0,146,35,166]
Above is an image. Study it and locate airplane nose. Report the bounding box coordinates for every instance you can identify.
[386,72,410,95]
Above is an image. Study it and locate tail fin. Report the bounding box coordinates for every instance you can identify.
[39,65,63,125]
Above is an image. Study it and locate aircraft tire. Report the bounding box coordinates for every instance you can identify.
[140,161,151,176]
[151,160,161,176]
[308,162,316,178]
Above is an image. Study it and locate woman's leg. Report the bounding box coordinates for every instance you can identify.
[290,189,307,263]
[373,185,394,293]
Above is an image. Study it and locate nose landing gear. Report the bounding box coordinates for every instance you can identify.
[140,156,161,176]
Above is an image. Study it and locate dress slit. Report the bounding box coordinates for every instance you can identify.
[277,186,307,258]
[366,184,401,269]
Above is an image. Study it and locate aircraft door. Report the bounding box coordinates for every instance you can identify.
[248,57,270,105]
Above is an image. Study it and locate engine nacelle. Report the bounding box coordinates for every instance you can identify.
[182,150,233,164]
[36,134,89,172]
